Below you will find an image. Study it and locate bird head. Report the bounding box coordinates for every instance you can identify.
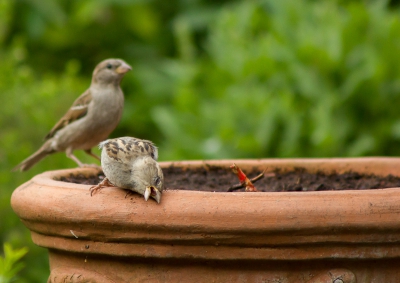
[92,58,132,86]
[132,156,164,204]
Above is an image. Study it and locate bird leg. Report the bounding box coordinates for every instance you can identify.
[66,148,101,168]
[90,177,114,196]
[84,149,101,161]
[144,186,162,203]
[66,147,85,167]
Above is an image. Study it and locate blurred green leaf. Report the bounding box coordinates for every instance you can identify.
[0,243,28,283]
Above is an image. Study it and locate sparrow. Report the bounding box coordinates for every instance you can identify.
[13,58,132,171]
[90,137,164,203]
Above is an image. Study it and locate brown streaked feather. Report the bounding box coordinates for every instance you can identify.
[45,90,92,140]
[100,137,158,163]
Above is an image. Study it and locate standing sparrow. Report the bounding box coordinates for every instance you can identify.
[90,137,164,204]
[13,58,131,171]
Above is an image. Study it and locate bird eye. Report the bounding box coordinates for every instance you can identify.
[154,176,161,185]
[106,63,113,69]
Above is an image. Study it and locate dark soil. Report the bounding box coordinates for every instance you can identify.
[58,165,400,192]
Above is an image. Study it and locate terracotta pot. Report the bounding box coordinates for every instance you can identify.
[11,157,400,282]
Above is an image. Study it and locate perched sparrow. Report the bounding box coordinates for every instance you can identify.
[90,137,164,204]
[13,59,131,171]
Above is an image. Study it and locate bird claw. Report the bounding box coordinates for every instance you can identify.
[89,177,113,196]
[89,185,102,196]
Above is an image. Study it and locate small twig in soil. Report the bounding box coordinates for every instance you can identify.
[230,163,257,191]
[228,171,267,192]
[229,163,275,192]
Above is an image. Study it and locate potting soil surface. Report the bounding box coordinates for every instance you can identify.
[59,165,400,192]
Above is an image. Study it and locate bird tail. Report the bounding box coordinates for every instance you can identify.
[12,142,54,172]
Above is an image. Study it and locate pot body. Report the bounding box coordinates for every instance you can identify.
[11,158,400,282]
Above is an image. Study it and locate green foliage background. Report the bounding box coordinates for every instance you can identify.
[2,0,400,281]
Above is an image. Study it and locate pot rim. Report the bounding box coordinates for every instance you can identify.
[11,157,400,260]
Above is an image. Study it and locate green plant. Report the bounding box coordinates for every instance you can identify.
[152,0,400,159]
[0,243,28,283]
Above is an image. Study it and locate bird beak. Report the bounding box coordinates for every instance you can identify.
[144,186,161,204]
[116,62,132,74]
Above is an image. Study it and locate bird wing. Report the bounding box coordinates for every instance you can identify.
[44,90,92,140]
[101,137,158,163]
